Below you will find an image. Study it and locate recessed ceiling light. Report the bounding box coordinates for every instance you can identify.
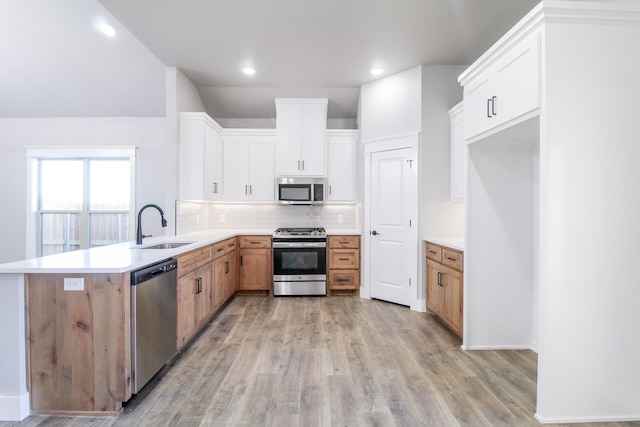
[100,24,116,37]
[371,68,384,76]
[243,67,256,76]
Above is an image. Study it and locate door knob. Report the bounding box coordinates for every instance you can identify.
[371,230,379,236]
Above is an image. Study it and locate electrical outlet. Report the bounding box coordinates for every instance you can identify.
[64,278,84,291]
[338,214,344,224]
[220,214,226,223]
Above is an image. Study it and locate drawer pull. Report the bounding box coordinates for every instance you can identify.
[429,250,437,254]
[339,241,350,244]
[250,241,261,244]
[336,279,349,282]
[446,256,457,261]
[217,248,224,252]
[338,258,350,261]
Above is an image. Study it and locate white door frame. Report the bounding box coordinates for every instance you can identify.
[362,132,420,311]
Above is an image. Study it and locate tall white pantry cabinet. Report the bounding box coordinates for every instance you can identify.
[459,1,640,423]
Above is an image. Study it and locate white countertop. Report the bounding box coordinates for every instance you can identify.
[0,229,361,274]
[0,229,273,274]
[423,236,464,252]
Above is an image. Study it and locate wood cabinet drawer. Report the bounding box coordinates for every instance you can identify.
[177,245,213,277]
[442,248,463,271]
[426,243,442,262]
[239,235,271,249]
[328,270,360,290]
[213,241,227,258]
[329,249,360,269]
[225,237,238,252]
[328,235,360,249]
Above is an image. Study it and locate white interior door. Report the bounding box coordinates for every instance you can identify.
[369,147,417,306]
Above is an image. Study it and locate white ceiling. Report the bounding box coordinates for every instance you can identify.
[1,0,540,120]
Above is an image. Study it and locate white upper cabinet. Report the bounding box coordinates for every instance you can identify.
[179,113,224,201]
[448,102,465,202]
[275,98,328,176]
[223,132,275,202]
[327,130,358,202]
[462,31,541,141]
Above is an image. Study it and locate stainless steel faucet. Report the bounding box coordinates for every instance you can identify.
[136,204,168,244]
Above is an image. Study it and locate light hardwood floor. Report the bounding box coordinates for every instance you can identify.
[3,296,639,427]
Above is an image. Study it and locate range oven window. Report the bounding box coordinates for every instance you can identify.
[274,247,326,276]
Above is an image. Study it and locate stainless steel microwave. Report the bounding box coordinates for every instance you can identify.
[276,177,326,205]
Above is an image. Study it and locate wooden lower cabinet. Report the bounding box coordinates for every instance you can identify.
[212,237,238,305]
[238,235,272,294]
[176,245,214,348]
[26,272,132,415]
[425,242,463,337]
[177,262,213,347]
[328,235,361,295]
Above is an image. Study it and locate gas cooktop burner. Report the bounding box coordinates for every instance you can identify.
[274,227,326,237]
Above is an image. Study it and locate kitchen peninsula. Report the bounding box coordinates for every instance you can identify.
[0,230,269,417]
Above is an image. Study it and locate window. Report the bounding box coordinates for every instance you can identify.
[27,147,136,257]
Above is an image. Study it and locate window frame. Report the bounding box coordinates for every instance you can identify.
[26,146,136,258]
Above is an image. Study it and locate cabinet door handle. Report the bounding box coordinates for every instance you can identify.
[437,272,443,287]
[329,185,332,196]
[240,255,243,266]
[225,261,230,274]
[487,98,492,118]
[249,185,252,195]
[196,277,202,294]
[245,185,248,195]
[301,160,305,170]
[297,160,301,170]
[492,96,497,116]
[213,182,218,194]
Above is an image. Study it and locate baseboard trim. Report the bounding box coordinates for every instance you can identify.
[0,392,30,421]
[535,413,640,424]
[463,344,533,351]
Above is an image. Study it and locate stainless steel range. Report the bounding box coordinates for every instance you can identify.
[273,227,327,296]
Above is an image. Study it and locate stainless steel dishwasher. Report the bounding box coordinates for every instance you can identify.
[131,258,178,394]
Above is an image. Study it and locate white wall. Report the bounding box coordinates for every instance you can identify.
[175,69,206,113]
[0,0,166,118]
[465,128,537,350]
[0,117,168,263]
[536,16,640,422]
[359,66,422,142]
[419,65,466,238]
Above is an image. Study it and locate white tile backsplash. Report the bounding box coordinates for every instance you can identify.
[175,201,210,235]
[176,201,360,233]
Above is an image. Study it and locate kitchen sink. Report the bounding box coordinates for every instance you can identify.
[134,242,194,250]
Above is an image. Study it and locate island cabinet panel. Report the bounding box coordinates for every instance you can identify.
[26,272,131,416]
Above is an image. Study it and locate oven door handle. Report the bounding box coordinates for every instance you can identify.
[273,242,326,248]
